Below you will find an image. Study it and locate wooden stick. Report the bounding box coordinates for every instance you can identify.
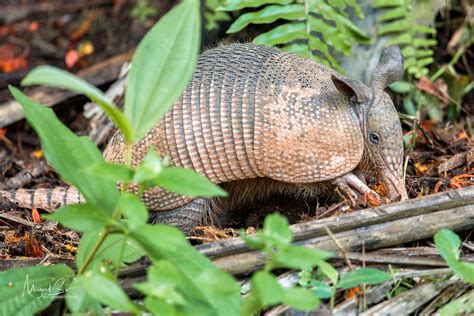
[198,186,474,259]
[212,205,474,275]
[360,277,459,315]
[0,49,134,128]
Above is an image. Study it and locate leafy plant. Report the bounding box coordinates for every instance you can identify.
[219,0,370,72]
[242,214,391,313]
[374,0,437,79]
[205,0,231,31]
[434,229,474,284]
[131,0,158,24]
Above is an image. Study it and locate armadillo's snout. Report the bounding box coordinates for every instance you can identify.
[381,170,408,202]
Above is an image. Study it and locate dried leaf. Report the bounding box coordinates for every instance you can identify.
[31,149,43,159]
[416,76,450,105]
[32,208,41,223]
[438,152,467,174]
[415,161,435,174]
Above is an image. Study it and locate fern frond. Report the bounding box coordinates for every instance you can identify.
[374,0,438,78]
[204,0,231,31]
[221,0,370,72]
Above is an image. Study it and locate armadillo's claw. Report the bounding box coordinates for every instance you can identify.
[332,173,381,207]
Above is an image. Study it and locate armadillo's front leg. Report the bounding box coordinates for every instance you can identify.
[148,198,219,236]
[332,173,380,206]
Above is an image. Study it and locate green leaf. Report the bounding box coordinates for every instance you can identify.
[262,213,292,246]
[378,20,408,36]
[338,268,391,289]
[378,7,406,22]
[135,261,185,305]
[130,224,242,315]
[227,4,305,33]
[9,87,119,213]
[315,259,339,284]
[125,0,201,141]
[253,22,306,46]
[118,193,148,230]
[133,147,167,186]
[77,232,144,270]
[219,0,292,11]
[66,278,103,314]
[78,273,139,313]
[86,162,134,183]
[311,280,333,299]
[0,265,74,316]
[251,271,284,307]
[45,203,111,232]
[283,287,320,311]
[21,66,133,143]
[273,245,333,270]
[434,229,474,284]
[152,167,227,197]
[389,81,414,94]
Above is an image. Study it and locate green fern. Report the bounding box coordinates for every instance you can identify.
[219,0,371,72]
[205,0,231,31]
[374,0,437,78]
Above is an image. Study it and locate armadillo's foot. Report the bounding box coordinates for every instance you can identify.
[332,173,380,206]
[148,198,219,236]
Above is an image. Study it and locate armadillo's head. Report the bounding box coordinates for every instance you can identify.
[331,46,408,202]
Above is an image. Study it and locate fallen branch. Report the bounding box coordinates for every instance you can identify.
[198,186,474,260]
[212,204,474,275]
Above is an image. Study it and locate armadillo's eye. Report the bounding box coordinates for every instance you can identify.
[370,132,380,144]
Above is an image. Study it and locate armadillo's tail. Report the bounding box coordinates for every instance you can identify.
[0,186,84,212]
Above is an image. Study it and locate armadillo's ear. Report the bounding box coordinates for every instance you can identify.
[331,75,369,103]
[370,45,404,90]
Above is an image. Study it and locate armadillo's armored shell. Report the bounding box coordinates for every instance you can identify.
[104,44,364,211]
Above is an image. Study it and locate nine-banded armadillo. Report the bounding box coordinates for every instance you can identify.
[1,43,408,234]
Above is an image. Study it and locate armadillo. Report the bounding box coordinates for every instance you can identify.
[1,43,408,233]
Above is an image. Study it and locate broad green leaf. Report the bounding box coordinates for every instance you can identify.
[338,268,391,289]
[9,87,119,213]
[311,280,333,299]
[125,0,201,141]
[21,66,132,143]
[281,43,312,59]
[86,162,134,183]
[413,38,437,47]
[152,167,227,197]
[219,0,292,11]
[145,297,177,316]
[135,261,185,306]
[66,278,103,315]
[0,265,74,316]
[434,229,461,262]
[77,232,144,270]
[251,271,284,307]
[274,245,333,270]
[45,203,111,232]
[78,274,139,313]
[435,229,474,284]
[262,213,292,246]
[240,230,266,250]
[130,224,242,315]
[117,193,148,230]
[315,259,338,284]
[283,287,320,311]
[253,22,306,46]
[387,33,412,45]
[227,4,305,33]
[378,20,408,36]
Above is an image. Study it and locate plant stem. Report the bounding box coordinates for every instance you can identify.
[77,230,109,275]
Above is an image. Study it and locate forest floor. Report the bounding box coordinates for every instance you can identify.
[0,0,472,314]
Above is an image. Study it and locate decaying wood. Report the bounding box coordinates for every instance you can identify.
[198,186,474,260]
[333,282,393,316]
[0,49,134,128]
[419,282,471,315]
[360,276,460,315]
[212,204,474,275]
